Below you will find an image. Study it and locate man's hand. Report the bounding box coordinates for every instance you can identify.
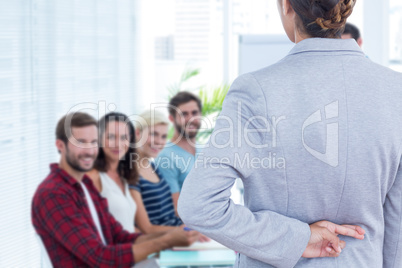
[165,227,199,247]
[302,220,365,258]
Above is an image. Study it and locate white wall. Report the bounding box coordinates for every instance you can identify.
[363,0,390,66]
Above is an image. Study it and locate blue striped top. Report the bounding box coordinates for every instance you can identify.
[129,164,182,226]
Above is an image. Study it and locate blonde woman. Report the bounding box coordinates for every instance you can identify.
[130,110,187,232]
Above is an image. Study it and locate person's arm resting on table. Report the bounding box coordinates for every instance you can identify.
[35,191,199,266]
[129,188,179,234]
[34,192,139,267]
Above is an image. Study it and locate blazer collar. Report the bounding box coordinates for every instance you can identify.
[288,37,365,56]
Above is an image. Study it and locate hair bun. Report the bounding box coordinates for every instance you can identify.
[313,0,341,12]
[290,0,355,38]
[314,0,355,31]
[311,1,325,18]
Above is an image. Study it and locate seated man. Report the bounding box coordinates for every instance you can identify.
[156,91,203,213]
[31,112,198,267]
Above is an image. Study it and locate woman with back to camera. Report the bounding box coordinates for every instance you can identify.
[179,0,402,267]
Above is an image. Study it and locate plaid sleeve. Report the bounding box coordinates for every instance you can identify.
[35,190,136,267]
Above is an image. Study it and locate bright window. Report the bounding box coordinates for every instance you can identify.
[0,0,144,266]
[390,0,402,71]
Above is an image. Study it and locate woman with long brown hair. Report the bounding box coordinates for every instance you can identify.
[87,112,204,240]
[88,112,139,233]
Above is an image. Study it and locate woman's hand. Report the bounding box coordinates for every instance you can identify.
[198,233,211,242]
[166,227,200,247]
[302,220,365,258]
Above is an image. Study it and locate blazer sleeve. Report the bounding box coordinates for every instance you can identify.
[383,154,402,268]
[178,73,311,268]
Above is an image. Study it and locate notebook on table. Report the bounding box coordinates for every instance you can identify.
[159,249,236,266]
[172,239,228,251]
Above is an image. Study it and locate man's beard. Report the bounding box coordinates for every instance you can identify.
[175,122,199,139]
[65,147,95,172]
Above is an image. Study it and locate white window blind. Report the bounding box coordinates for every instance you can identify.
[0,0,146,266]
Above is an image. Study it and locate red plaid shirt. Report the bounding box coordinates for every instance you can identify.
[32,164,140,267]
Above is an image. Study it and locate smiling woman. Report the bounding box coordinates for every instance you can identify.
[129,110,186,232]
[87,112,139,233]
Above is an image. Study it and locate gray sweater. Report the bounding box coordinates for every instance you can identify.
[178,38,402,267]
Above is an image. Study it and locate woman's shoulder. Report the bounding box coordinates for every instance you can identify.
[136,168,168,189]
[151,162,164,179]
[86,169,100,180]
[130,174,147,189]
[86,169,102,192]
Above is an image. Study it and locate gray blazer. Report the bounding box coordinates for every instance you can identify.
[178,38,402,267]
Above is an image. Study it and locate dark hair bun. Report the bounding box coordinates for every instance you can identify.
[311,0,340,17]
[290,0,355,38]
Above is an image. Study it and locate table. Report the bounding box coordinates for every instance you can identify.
[158,249,236,267]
